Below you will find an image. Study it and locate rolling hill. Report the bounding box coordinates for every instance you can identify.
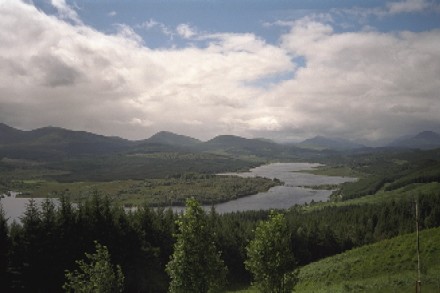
[0,124,134,160]
[145,131,202,147]
[296,135,365,150]
[388,131,440,150]
[296,227,440,292]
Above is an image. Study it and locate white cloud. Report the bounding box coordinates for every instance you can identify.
[50,0,81,24]
[138,18,174,37]
[108,11,117,17]
[176,23,197,39]
[0,1,293,140]
[387,0,430,14]
[277,18,440,141]
[0,1,439,143]
[115,24,144,45]
[328,0,439,25]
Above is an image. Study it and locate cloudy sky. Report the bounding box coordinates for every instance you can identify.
[1,0,440,144]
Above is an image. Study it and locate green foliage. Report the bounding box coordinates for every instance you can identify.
[245,211,297,293]
[166,198,227,293]
[63,241,124,293]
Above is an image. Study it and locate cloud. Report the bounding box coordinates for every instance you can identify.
[0,1,439,143]
[115,24,144,45]
[276,18,440,141]
[138,18,174,37]
[176,23,197,39]
[387,0,430,14]
[108,11,117,17]
[32,54,82,87]
[50,0,81,24]
[328,0,439,26]
[0,1,292,140]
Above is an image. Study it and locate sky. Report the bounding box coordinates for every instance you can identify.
[1,0,440,144]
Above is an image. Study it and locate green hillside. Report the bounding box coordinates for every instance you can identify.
[296,227,440,293]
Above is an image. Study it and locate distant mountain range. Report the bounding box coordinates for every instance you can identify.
[295,136,366,151]
[0,123,304,161]
[0,123,439,161]
[388,131,440,150]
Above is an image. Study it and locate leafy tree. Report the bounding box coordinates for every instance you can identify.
[245,211,297,293]
[63,241,124,293]
[166,198,227,293]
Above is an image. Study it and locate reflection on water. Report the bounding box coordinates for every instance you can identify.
[1,163,356,220]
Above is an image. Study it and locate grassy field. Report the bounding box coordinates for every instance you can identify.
[228,227,440,293]
[296,227,440,292]
[302,182,440,212]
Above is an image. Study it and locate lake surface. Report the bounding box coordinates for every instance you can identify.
[0,163,356,221]
[170,162,356,213]
[0,192,50,223]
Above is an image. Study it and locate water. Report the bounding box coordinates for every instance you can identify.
[0,192,51,223]
[170,162,356,213]
[1,163,356,220]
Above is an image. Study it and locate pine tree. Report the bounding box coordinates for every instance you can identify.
[0,205,10,285]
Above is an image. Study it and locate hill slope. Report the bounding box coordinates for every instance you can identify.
[297,135,365,150]
[145,131,201,147]
[389,131,440,150]
[0,125,134,160]
[296,227,440,292]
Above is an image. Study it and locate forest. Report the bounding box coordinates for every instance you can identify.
[1,189,440,292]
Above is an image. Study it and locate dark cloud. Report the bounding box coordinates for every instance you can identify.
[32,55,82,87]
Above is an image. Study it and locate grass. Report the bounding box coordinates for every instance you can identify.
[302,182,440,212]
[228,227,440,293]
[296,226,440,292]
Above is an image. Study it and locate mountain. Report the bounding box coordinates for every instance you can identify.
[145,131,201,147]
[0,124,134,160]
[206,135,268,146]
[388,131,440,150]
[296,136,365,150]
[205,135,280,151]
[0,123,27,144]
[202,134,306,159]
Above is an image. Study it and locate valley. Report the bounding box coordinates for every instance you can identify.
[1,123,440,292]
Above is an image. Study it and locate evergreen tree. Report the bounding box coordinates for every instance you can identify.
[166,198,227,293]
[20,198,44,290]
[0,205,10,286]
[245,211,297,293]
[63,241,124,293]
